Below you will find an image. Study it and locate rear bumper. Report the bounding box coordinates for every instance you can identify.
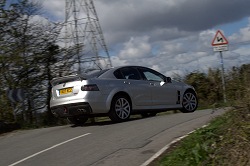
[50,102,92,118]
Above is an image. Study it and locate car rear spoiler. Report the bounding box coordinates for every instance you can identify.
[50,75,86,86]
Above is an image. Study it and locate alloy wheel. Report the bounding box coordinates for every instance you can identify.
[182,92,197,112]
[115,98,131,119]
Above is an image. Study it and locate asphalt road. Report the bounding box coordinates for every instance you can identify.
[0,108,228,166]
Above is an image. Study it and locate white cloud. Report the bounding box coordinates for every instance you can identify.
[118,36,152,59]
[42,0,64,21]
[229,28,250,44]
[162,42,183,55]
[110,56,128,67]
[37,0,250,77]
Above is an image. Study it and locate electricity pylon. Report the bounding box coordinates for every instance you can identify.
[64,0,112,73]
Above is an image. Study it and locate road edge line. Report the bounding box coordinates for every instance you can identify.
[140,125,208,166]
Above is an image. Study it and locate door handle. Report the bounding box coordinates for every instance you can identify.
[149,82,154,86]
[124,81,131,84]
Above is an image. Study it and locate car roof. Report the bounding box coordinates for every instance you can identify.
[108,65,149,71]
[97,65,153,79]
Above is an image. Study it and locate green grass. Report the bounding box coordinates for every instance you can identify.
[152,107,250,166]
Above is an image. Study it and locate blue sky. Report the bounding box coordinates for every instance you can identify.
[7,0,250,77]
[216,18,248,41]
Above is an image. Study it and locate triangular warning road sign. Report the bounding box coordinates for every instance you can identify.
[211,30,229,46]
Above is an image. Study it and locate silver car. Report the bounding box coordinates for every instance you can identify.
[50,66,198,125]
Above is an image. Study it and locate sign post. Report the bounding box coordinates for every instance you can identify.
[211,30,229,103]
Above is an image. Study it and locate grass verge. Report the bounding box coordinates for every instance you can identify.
[151,107,250,166]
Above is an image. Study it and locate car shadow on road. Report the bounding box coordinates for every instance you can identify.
[70,116,143,128]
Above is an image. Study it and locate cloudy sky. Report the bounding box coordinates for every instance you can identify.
[40,0,250,77]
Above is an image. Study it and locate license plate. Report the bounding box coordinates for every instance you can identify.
[59,87,73,95]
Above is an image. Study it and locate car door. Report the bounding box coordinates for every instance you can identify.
[115,67,152,106]
[138,67,177,106]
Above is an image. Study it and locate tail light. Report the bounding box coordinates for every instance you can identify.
[81,84,99,91]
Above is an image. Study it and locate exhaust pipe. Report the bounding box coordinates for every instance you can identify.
[63,107,68,114]
[78,108,86,113]
[51,110,59,117]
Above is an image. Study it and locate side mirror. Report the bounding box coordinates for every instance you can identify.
[166,77,172,83]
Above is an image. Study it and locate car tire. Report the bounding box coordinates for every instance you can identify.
[109,95,131,122]
[180,90,198,113]
[67,116,88,125]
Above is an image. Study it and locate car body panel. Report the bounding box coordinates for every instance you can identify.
[150,81,177,105]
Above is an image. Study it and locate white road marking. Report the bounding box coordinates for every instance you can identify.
[140,124,209,166]
[9,133,91,166]
[140,134,189,166]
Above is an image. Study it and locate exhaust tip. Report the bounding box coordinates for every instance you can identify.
[64,107,68,114]
[51,110,59,117]
[78,108,86,113]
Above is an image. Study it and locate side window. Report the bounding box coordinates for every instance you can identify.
[120,67,141,80]
[139,67,164,82]
[114,69,124,79]
[144,72,163,81]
